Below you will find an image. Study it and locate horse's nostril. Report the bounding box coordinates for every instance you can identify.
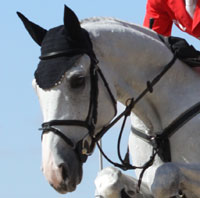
[59,164,68,180]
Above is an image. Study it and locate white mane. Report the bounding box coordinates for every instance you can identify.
[81,16,119,24]
[81,16,160,42]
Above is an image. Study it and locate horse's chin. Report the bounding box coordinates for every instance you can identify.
[51,179,79,194]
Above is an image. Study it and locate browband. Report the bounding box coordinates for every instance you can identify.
[39,49,90,60]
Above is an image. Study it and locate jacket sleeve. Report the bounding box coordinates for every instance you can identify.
[143,0,173,36]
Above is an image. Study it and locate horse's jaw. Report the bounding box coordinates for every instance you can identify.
[41,132,83,194]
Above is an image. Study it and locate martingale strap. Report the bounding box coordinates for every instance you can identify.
[132,101,200,162]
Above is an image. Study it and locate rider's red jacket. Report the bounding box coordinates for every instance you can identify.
[143,0,200,39]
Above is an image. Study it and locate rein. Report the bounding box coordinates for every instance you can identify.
[93,53,178,192]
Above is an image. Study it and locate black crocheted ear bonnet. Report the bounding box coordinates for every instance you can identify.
[35,24,93,89]
[17,6,94,89]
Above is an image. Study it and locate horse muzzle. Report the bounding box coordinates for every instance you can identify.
[49,164,78,193]
[41,132,83,194]
[42,155,83,194]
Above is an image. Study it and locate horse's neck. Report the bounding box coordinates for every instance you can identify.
[84,19,200,133]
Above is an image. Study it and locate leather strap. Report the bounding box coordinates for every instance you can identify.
[131,101,200,162]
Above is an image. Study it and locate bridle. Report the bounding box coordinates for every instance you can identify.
[40,50,117,163]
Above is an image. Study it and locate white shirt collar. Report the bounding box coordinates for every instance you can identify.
[185,0,197,18]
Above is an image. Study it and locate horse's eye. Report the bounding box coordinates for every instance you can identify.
[69,75,86,89]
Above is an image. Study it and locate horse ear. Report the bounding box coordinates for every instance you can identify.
[63,5,82,40]
[17,12,47,46]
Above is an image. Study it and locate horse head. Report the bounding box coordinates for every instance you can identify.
[18,6,116,194]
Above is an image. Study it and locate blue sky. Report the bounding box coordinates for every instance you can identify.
[1,0,199,198]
